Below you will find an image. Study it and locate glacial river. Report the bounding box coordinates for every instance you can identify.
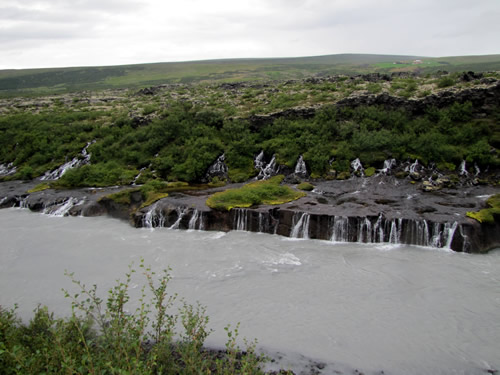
[1,208,499,375]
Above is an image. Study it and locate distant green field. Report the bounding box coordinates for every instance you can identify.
[0,53,499,96]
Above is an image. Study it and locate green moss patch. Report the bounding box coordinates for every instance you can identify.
[206,175,305,211]
[364,167,376,177]
[27,182,51,193]
[466,194,500,223]
[297,182,314,191]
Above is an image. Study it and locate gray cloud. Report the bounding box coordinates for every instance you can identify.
[1,0,499,69]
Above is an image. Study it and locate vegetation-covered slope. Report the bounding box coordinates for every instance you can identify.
[0,70,498,187]
[1,53,500,95]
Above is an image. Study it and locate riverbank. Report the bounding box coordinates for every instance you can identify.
[1,172,498,253]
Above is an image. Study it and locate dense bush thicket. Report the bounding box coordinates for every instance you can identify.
[0,100,498,186]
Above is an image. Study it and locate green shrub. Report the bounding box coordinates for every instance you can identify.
[437,76,455,88]
[0,262,268,374]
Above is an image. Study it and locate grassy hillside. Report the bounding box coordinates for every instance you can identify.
[1,53,499,96]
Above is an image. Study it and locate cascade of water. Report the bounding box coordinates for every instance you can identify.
[187,209,205,230]
[409,159,419,174]
[331,216,349,242]
[233,208,248,231]
[132,167,147,185]
[205,154,228,181]
[254,151,266,171]
[18,197,29,209]
[188,209,199,230]
[379,159,397,174]
[41,141,95,181]
[258,212,265,233]
[0,163,17,177]
[443,222,458,249]
[474,163,481,176]
[459,224,470,252]
[46,198,83,217]
[388,219,403,244]
[358,217,372,243]
[169,207,187,230]
[142,203,165,229]
[430,223,443,248]
[373,214,384,243]
[291,212,310,239]
[459,160,469,177]
[294,155,307,176]
[350,158,364,176]
[257,155,279,180]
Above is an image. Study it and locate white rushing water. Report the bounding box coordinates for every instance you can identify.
[1,208,500,375]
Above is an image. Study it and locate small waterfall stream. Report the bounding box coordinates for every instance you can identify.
[41,141,95,181]
[290,212,310,239]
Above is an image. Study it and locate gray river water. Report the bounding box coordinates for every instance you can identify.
[1,208,499,374]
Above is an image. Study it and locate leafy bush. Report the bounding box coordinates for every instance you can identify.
[0,262,269,375]
[437,76,455,88]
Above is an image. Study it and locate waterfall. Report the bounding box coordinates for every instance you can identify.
[294,155,307,177]
[142,203,165,229]
[459,160,468,177]
[409,159,419,174]
[291,212,310,239]
[18,197,29,209]
[258,212,265,233]
[43,198,83,217]
[132,167,147,185]
[188,209,204,230]
[205,154,228,181]
[254,151,266,171]
[373,214,384,243]
[41,141,95,181]
[0,163,17,177]
[474,163,481,176]
[443,222,458,249]
[256,154,279,180]
[358,217,372,243]
[330,216,349,242]
[379,159,397,175]
[388,218,403,244]
[169,207,187,230]
[233,208,248,231]
[459,225,470,252]
[350,158,364,176]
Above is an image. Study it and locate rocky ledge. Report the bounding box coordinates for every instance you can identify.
[1,172,499,253]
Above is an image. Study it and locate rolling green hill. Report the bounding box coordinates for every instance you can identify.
[1,53,499,96]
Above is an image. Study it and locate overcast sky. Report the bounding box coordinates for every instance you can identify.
[1,0,499,70]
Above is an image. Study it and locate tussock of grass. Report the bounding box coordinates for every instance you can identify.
[206,175,305,211]
[466,194,500,223]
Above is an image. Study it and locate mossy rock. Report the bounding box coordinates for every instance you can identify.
[466,194,500,223]
[364,167,376,177]
[336,171,350,180]
[395,171,408,179]
[297,182,314,191]
[206,175,305,211]
[28,182,51,193]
